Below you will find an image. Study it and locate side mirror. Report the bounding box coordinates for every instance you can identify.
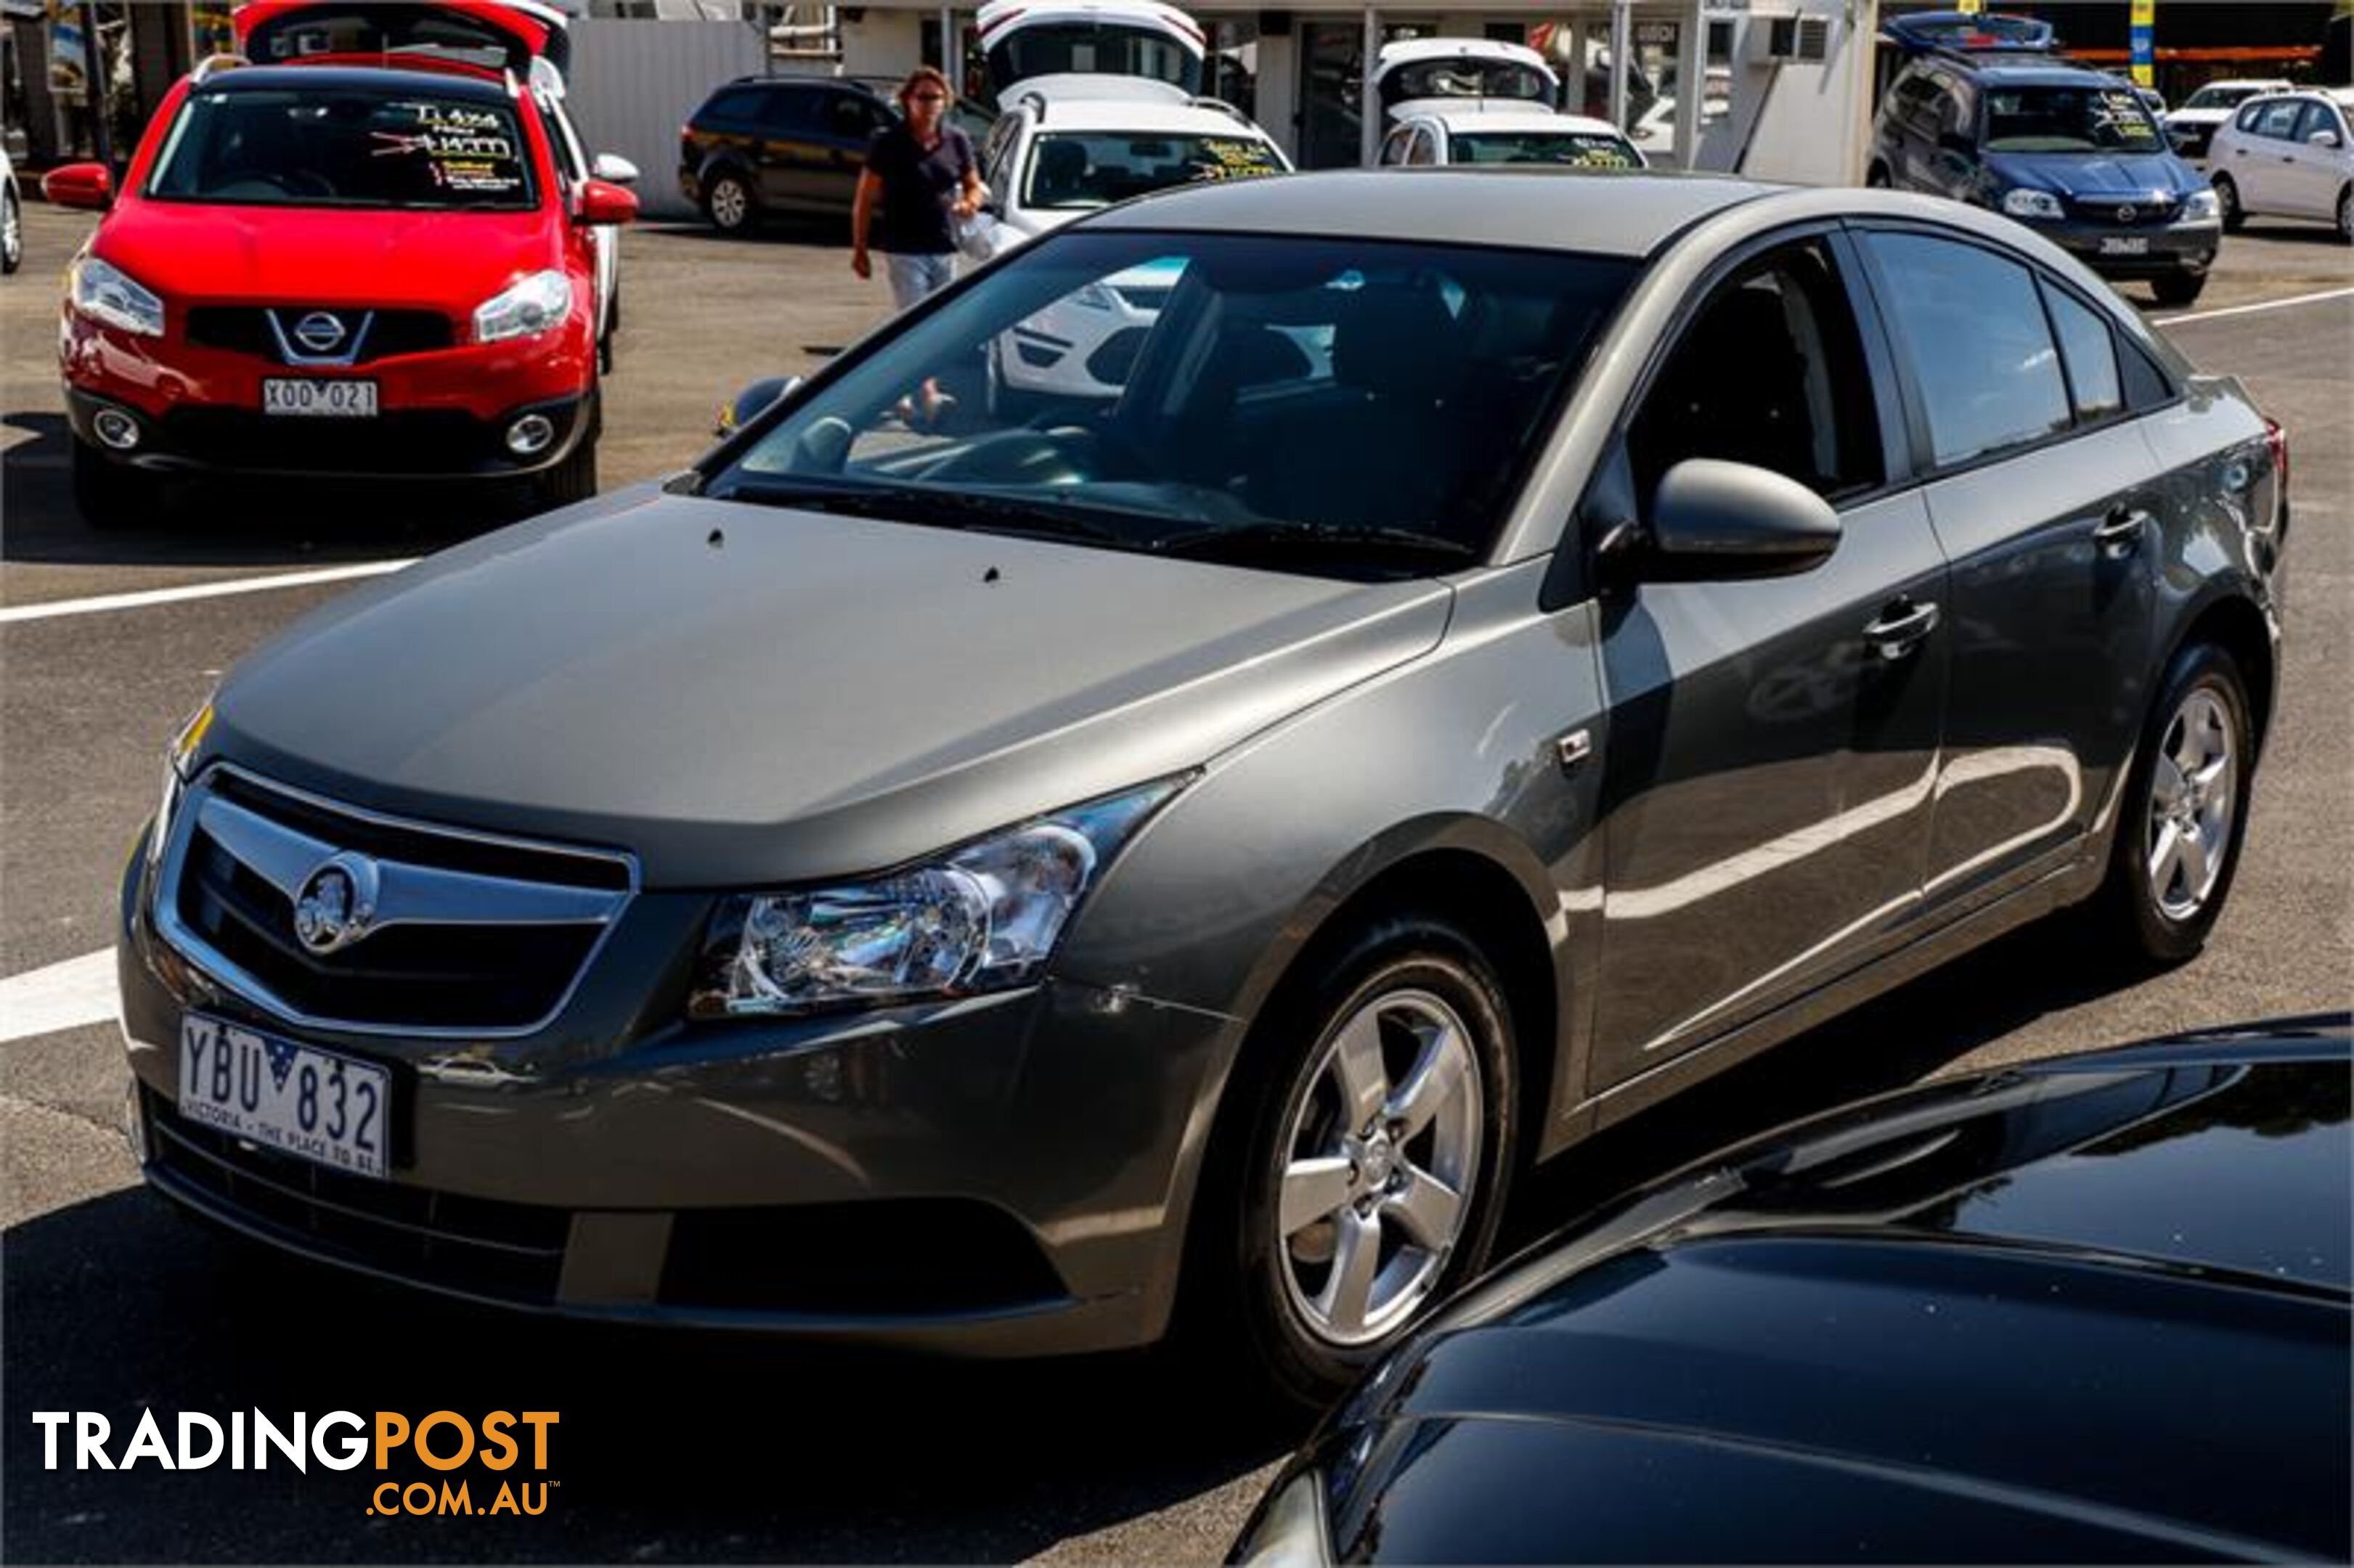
[1642,459,1841,581]
[575,177,638,226]
[714,375,802,437]
[591,152,641,185]
[42,162,113,211]
[2308,128,2343,149]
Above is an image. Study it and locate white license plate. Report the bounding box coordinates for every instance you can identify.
[178,1014,390,1180]
[262,378,378,417]
[2098,236,2151,256]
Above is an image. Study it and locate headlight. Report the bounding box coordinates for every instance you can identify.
[148,698,214,867]
[690,778,1184,1018]
[70,256,165,337]
[2000,188,2065,221]
[2183,188,2221,222]
[1234,1471,1332,1568]
[473,269,573,344]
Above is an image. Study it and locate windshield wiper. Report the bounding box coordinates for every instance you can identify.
[1152,520,1481,569]
[715,477,1140,548]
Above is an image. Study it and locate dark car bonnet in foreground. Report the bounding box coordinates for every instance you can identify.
[1244,1018,2352,1564]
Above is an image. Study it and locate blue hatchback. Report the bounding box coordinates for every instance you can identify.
[1870,41,2220,304]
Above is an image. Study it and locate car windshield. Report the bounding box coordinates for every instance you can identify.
[705,229,1635,579]
[147,87,537,210]
[1983,84,2164,152]
[2183,84,2265,110]
[1022,132,1284,209]
[1383,60,1553,108]
[1449,130,1640,166]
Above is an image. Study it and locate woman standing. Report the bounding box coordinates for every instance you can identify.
[852,66,985,311]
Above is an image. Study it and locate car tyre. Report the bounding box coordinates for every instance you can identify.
[2212,173,2244,233]
[1,183,21,274]
[2337,184,2351,245]
[2090,641,2255,965]
[532,436,599,512]
[71,439,157,530]
[2150,269,2207,307]
[703,171,757,235]
[1185,913,1518,1409]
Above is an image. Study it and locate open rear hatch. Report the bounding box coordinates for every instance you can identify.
[235,0,571,79]
[977,0,1205,104]
[1375,38,1560,119]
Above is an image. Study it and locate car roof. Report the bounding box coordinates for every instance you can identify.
[1416,108,1626,136]
[2249,87,2353,106]
[1082,167,1772,253]
[198,62,516,103]
[729,74,876,94]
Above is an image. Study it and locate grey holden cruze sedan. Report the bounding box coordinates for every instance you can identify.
[119,170,2286,1402]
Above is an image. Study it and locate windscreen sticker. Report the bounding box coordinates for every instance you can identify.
[2096,90,2160,141]
[370,102,526,192]
[1191,138,1284,181]
[1563,139,1639,167]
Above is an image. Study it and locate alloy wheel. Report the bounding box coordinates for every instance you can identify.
[711,177,749,231]
[1275,989,1482,1347]
[2146,687,2237,922]
[2,191,19,272]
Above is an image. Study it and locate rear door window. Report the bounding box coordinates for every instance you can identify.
[826,91,887,142]
[757,87,821,135]
[2250,98,2305,139]
[1862,232,2072,467]
[2037,279,2122,424]
[701,86,766,126]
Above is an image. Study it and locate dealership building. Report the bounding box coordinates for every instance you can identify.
[3,0,2345,194]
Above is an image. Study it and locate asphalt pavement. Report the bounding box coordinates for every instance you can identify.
[2,200,2350,1564]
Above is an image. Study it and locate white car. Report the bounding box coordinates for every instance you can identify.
[2207,89,2354,243]
[2163,77,2294,168]
[1,144,19,276]
[976,81,1290,407]
[1378,108,1642,170]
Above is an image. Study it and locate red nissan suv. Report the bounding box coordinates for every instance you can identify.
[43,1,635,526]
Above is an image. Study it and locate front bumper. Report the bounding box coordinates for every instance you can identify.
[2035,214,2220,278]
[60,303,597,482]
[118,820,1238,1355]
[68,385,595,483]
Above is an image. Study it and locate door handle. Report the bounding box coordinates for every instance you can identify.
[2094,505,2153,555]
[1862,599,1940,661]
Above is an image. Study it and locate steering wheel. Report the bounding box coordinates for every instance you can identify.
[921,428,1101,488]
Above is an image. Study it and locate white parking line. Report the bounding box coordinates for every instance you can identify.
[0,559,417,626]
[0,949,118,1045]
[2153,285,2354,327]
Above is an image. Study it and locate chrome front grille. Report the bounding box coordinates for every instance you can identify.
[155,765,635,1037]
